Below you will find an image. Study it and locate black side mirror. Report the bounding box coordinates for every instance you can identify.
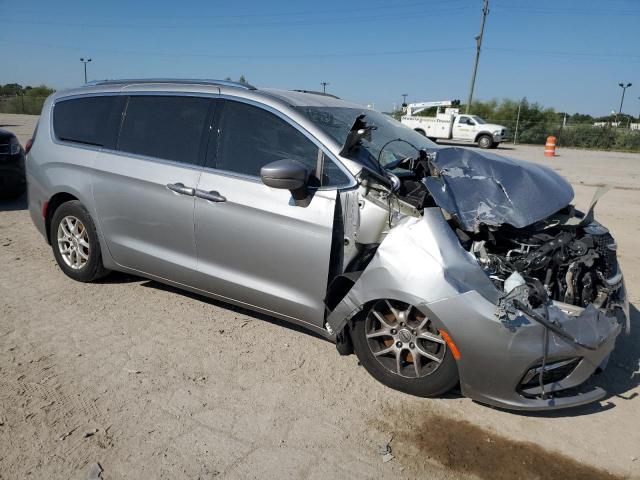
[261,159,312,206]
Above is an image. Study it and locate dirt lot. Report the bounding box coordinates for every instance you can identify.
[1,113,639,479]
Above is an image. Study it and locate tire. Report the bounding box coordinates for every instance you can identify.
[50,200,109,282]
[477,134,493,149]
[350,300,458,397]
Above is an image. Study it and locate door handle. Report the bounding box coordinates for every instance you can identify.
[195,189,227,203]
[167,183,195,196]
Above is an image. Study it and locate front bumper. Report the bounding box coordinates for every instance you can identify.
[423,284,627,411]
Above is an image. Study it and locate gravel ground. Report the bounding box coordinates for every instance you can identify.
[1,114,638,479]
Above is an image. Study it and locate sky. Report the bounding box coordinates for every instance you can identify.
[1,0,639,116]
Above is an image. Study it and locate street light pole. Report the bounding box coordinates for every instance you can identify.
[80,58,92,83]
[466,0,489,114]
[616,82,632,126]
[401,93,408,107]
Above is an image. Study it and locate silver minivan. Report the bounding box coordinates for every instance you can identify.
[27,79,628,411]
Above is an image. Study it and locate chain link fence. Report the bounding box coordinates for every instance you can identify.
[485,118,640,152]
[0,95,48,115]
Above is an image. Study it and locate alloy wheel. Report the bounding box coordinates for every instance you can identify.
[365,300,446,378]
[57,215,90,270]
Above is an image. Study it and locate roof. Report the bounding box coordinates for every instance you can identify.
[260,88,363,108]
[55,79,367,111]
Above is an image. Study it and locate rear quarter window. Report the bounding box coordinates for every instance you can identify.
[53,96,124,148]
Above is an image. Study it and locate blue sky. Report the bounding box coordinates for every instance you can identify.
[1,0,639,116]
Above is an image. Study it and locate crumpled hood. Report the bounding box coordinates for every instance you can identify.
[423,147,574,231]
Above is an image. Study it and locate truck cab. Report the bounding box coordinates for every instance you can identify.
[452,114,507,148]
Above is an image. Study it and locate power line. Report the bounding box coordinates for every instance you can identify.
[17,0,470,20]
[0,40,472,59]
[2,6,471,29]
[4,39,638,62]
[492,5,640,15]
[485,47,640,59]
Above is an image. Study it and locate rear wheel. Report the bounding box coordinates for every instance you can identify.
[50,200,109,282]
[477,134,493,149]
[351,299,458,397]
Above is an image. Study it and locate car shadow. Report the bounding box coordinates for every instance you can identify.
[138,278,331,343]
[501,303,640,418]
[0,193,27,212]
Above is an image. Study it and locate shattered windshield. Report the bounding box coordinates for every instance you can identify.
[295,107,437,172]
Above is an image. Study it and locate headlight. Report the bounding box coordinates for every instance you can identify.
[9,138,21,155]
[492,130,501,135]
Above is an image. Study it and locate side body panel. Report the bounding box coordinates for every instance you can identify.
[92,150,203,284]
[194,172,337,328]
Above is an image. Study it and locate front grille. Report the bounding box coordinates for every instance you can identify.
[593,233,618,278]
[520,358,581,389]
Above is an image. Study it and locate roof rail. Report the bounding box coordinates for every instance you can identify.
[85,78,257,90]
[292,89,340,99]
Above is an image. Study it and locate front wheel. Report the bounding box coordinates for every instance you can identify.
[50,200,109,282]
[477,134,493,149]
[350,299,458,397]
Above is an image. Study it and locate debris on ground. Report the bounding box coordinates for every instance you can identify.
[86,462,103,480]
[84,428,99,438]
[378,433,395,463]
[58,428,77,441]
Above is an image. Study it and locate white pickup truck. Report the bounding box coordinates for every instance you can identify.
[401,100,508,148]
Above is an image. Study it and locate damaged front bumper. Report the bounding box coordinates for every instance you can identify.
[424,283,627,411]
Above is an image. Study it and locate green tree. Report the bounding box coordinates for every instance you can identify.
[0,83,24,96]
[25,85,54,97]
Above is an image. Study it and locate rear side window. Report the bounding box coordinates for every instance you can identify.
[214,100,350,186]
[118,96,211,165]
[53,96,123,148]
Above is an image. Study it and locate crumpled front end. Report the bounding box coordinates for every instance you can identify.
[325,206,628,411]
[424,288,625,410]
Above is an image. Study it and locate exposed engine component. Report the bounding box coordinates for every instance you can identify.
[467,222,619,309]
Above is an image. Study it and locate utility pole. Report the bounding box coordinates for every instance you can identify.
[513,100,522,145]
[466,0,489,114]
[401,93,408,107]
[616,82,631,126]
[320,82,329,93]
[80,58,92,83]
